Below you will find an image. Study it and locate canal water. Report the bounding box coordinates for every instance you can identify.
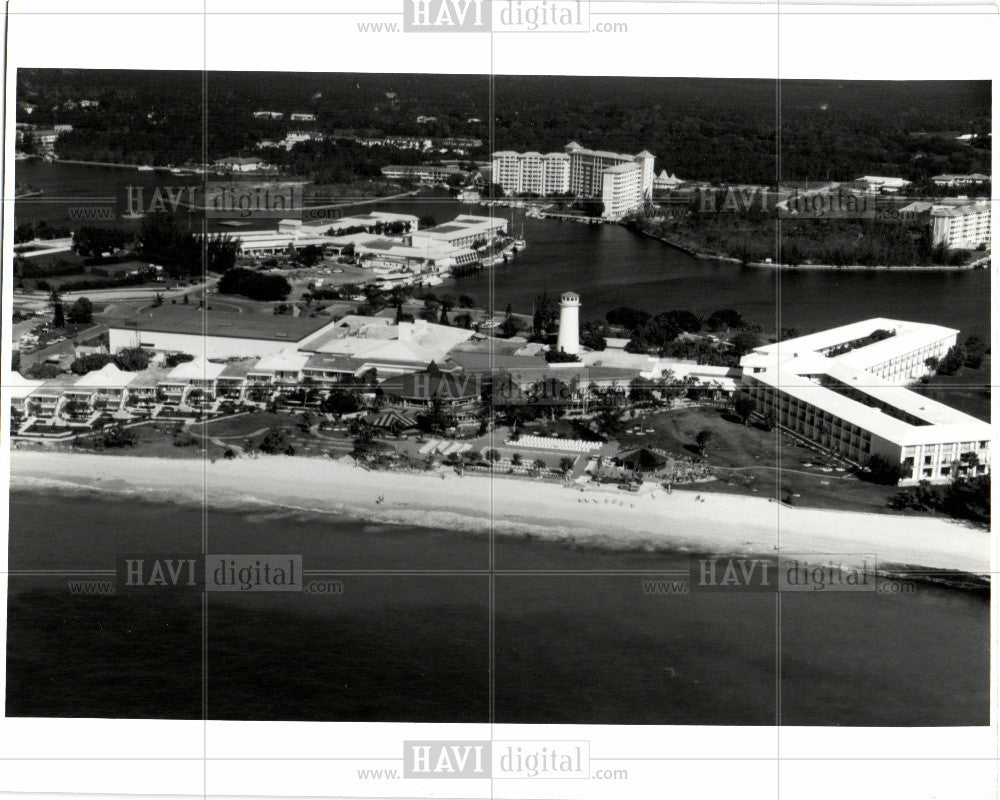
[16,159,990,339]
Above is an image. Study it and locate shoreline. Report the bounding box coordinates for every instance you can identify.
[9,451,989,584]
[628,225,988,271]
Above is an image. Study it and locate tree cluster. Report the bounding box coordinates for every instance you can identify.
[217,267,292,301]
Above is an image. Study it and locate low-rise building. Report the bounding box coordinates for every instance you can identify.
[108,306,343,360]
[380,164,465,182]
[931,173,990,188]
[739,318,988,483]
[215,156,267,173]
[411,214,507,249]
[653,170,684,192]
[854,175,912,194]
[9,373,45,420]
[157,357,226,404]
[68,364,135,411]
[378,362,481,423]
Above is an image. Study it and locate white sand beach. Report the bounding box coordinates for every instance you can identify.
[8,450,990,576]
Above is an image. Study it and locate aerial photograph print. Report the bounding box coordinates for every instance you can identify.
[5,68,991,728]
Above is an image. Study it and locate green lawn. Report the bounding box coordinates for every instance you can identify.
[73,421,229,460]
[911,359,990,422]
[619,406,904,514]
[190,412,303,440]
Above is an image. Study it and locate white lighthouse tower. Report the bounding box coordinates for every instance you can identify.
[556,292,581,356]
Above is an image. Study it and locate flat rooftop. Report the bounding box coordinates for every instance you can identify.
[750,363,989,444]
[743,318,958,369]
[110,306,336,343]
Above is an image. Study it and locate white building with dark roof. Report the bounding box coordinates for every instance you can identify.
[108,306,342,360]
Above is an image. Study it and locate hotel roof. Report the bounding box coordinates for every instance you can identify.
[252,350,310,373]
[8,372,45,400]
[930,200,989,217]
[379,364,480,401]
[303,353,366,373]
[166,357,226,381]
[218,360,259,378]
[72,363,135,389]
[742,318,958,370]
[303,318,475,365]
[125,366,171,389]
[603,162,641,173]
[445,349,548,373]
[749,363,989,445]
[31,378,73,397]
[932,173,990,181]
[110,306,337,343]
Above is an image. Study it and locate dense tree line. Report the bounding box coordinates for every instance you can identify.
[889,475,989,525]
[137,214,239,279]
[217,267,292,301]
[636,211,978,267]
[14,220,71,244]
[17,70,989,184]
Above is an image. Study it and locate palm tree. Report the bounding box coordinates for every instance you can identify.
[50,287,65,328]
[695,428,713,456]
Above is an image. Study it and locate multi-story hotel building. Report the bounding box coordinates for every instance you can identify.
[492,142,655,219]
[601,162,646,220]
[491,151,570,196]
[739,319,989,484]
[930,200,991,250]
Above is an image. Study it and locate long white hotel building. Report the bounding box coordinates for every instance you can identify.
[492,141,655,219]
[740,319,990,484]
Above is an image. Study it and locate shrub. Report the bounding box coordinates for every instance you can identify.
[70,353,114,375]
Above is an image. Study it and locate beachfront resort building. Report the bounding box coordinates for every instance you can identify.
[491,142,655,219]
[739,319,989,483]
[14,315,479,422]
[930,200,991,250]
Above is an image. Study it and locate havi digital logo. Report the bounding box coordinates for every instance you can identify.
[404,0,491,31]
[404,740,491,778]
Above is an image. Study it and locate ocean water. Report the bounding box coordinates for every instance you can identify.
[6,489,989,725]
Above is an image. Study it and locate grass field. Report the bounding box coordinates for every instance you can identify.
[73,420,229,460]
[190,412,302,440]
[912,359,990,423]
[618,406,903,514]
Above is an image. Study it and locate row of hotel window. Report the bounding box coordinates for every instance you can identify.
[745,384,873,458]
